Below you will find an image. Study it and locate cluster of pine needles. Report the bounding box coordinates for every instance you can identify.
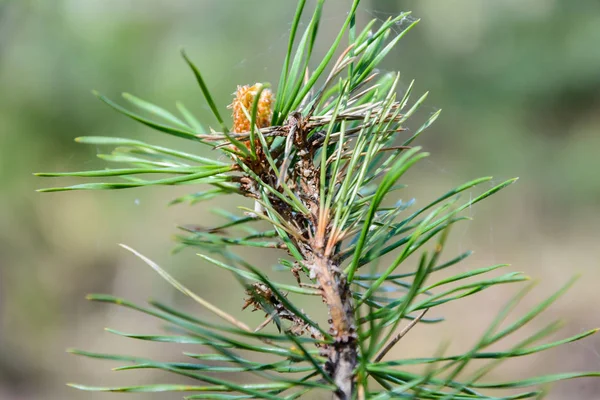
[38,1,598,399]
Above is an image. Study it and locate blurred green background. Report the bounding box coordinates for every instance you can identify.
[1,1,599,399]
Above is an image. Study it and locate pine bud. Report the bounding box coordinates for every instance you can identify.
[229,84,273,134]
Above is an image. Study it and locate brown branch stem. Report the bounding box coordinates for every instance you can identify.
[308,255,357,400]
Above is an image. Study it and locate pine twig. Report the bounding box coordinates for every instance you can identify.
[374,308,429,363]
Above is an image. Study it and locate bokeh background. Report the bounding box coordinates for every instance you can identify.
[1,1,599,399]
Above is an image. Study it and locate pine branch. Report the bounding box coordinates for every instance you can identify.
[37,1,599,399]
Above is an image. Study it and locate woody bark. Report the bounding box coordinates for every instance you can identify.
[292,114,358,400]
[236,99,358,399]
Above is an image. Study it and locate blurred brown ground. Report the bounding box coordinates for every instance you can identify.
[0,1,599,399]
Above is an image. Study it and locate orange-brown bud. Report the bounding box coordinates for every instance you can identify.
[229,84,273,134]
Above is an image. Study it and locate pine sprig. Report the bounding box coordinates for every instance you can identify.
[38,2,597,399]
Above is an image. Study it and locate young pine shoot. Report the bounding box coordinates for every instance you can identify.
[38,2,598,399]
